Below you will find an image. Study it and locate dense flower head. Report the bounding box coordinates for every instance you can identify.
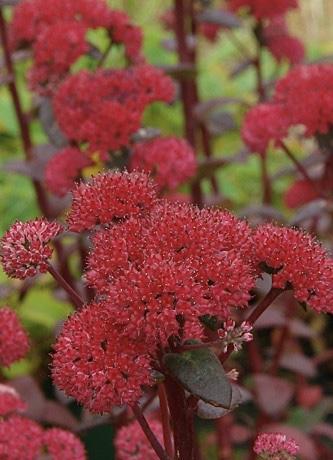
[130,137,197,190]
[45,147,92,197]
[134,64,176,105]
[52,301,153,412]
[254,432,299,459]
[274,64,333,137]
[0,307,30,367]
[115,419,163,460]
[0,384,27,416]
[242,103,289,155]
[29,21,88,94]
[106,256,206,346]
[10,0,121,48]
[1,219,63,279]
[53,67,174,152]
[87,200,255,322]
[43,428,86,460]
[10,0,143,94]
[0,415,43,460]
[10,0,142,50]
[67,171,158,232]
[253,224,333,313]
[143,203,255,318]
[229,0,298,20]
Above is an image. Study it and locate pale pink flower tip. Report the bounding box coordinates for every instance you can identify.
[254,432,299,459]
[218,320,253,353]
[1,219,63,280]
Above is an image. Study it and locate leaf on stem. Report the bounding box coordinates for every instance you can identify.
[197,10,241,29]
[197,384,251,419]
[163,342,232,408]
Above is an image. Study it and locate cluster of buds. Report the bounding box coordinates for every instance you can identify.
[218,320,253,353]
[254,433,299,460]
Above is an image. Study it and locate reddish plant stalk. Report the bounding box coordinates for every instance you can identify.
[216,415,233,460]
[247,338,263,373]
[174,0,203,206]
[281,141,325,198]
[47,263,84,310]
[0,9,81,302]
[260,154,272,204]
[158,383,174,459]
[132,404,171,460]
[165,375,195,460]
[0,9,52,216]
[246,287,282,325]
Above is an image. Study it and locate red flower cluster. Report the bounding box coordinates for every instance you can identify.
[53,67,175,154]
[254,432,299,459]
[1,219,62,279]
[253,224,333,313]
[45,147,92,197]
[52,301,153,411]
[10,0,143,93]
[229,0,298,19]
[130,137,197,190]
[29,21,88,93]
[274,64,333,137]
[115,419,164,460]
[43,428,86,460]
[284,178,320,209]
[263,17,304,65]
[52,171,256,411]
[0,416,43,460]
[242,104,288,155]
[0,415,86,460]
[0,307,29,367]
[0,384,27,416]
[67,172,157,232]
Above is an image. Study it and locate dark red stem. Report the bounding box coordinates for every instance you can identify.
[260,154,272,204]
[246,288,282,325]
[281,142,324,198]
[47,263,84,310]
[158,383,174,459]
[164,375,195,460]
[216,415,233,460]
[132,404,171,460]
[174,0,203,206]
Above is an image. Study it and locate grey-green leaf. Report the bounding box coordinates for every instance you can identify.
[163,345,232,409]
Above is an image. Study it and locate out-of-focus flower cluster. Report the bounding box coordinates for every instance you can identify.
[0,306,86,459]
[10,0,143,94]
[130,137,197,190]
[229,0,298,20]
[53,66,175,156]
[115,419,164,460]
[242,64,333,155]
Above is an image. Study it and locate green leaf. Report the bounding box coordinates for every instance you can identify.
[163,343,232,408]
